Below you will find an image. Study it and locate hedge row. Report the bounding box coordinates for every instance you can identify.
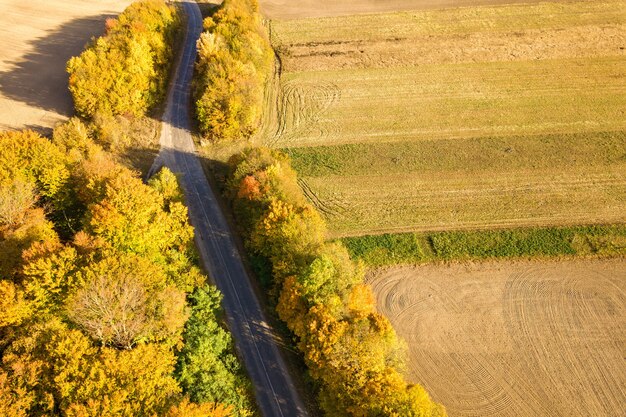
[342,224,626,267]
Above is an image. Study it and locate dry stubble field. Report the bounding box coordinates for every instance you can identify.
[258,0,551,19]
[264,0,626,237]
[367,259,626,417]
[0,0,130,132]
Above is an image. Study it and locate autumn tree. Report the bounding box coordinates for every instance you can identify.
[0,280,31,328]
[0,208,58,280]
[20,240,81,314]
[51,117,92,162]
[0,129,82,239]
[228,147,447,417]
[165,399,233,417]
[0,130,70,207]
[194,0,272,141]
[80,166,200,291]
[66,254,187,348]
[0,180,36,228]
[0,118,250,416]
[0,370,29,417]
[67,0,179,117]
[0,319,187,417]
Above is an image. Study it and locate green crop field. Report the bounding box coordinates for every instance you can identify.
[264,0,626,238]
[341,224,626,266]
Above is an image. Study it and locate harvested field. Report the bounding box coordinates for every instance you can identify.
[265,0,626,236]
[287,131,626,236]
[367,259,626,417]
[0,0,130,133]
[272,2,625,73]
[259,0,559,19]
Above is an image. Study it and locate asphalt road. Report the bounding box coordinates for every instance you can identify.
[148,1,309,416]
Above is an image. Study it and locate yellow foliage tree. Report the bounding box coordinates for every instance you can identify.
[194,0,272,141]
[1,319,185,417]
[0,208,59,280]
[0,280,31,328]
[0,371,30,417]
[67,0,179,117]
[165,398,233,417]
[21,241,80,313]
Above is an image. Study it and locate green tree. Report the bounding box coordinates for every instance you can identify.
[176,285,252,416]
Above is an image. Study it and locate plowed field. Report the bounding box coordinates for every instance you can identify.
[0,0,129,132]
[367,259,626,417]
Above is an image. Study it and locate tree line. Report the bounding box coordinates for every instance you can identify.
[193,0,273,142]
[227,148,447,417]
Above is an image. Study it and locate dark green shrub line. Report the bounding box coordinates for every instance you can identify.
[67,0,181,118]
[342,224,626,266]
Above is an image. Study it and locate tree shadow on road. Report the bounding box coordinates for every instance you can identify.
[0,14,114,118]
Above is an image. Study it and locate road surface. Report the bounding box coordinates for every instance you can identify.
[148,1,309,416]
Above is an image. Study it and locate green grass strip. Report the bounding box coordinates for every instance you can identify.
[341,224,626,266]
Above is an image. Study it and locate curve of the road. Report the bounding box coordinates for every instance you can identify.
[148,1,309,416]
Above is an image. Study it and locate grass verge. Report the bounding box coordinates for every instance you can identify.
[342,224,626,266]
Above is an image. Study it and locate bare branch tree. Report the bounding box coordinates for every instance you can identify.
[0,180,37,227]
[68,273,152,349]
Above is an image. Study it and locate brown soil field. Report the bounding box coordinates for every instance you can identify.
[0,0,130,133]
[259,0,559,19]
[367,259,626,417]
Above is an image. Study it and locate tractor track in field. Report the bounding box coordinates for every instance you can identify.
[272,79,340,147]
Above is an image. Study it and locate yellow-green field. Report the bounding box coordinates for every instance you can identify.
[265,0,626,237]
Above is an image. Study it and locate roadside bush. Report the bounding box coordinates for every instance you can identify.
[228,147,446,417]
